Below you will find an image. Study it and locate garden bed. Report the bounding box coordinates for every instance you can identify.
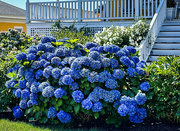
[0,113,179,131]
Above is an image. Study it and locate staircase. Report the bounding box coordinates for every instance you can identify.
[148,20,180,62]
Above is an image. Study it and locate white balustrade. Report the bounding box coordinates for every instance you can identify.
[137,0,167,61]
[26,0,161,23]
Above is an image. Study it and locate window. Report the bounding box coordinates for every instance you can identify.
[14,26,23,32]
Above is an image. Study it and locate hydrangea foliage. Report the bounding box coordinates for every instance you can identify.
[5,36,149,126]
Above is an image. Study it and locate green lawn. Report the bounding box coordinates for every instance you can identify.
[0,119,100,131]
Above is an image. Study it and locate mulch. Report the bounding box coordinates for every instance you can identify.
[0,112,179,131]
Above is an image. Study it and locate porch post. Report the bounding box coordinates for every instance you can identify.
[78,0,82,22]
[135,0,139,20]
[26,0,30,23]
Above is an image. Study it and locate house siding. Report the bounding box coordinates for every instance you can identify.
[0,22,26,32]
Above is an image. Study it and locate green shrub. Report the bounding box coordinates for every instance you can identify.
[5,36,149,127]
[51,21,93,45]
[145,56,180,123]
[0,54,19,111]
[93,20,149,47]
[0,29,32,59]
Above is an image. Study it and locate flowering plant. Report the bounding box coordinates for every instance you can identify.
[93,20,149,47]
[6,36,150,126]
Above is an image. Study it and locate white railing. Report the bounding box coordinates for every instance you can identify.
[26,0,161,23]
[137,0,166,61]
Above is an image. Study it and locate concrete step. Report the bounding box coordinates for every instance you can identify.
[156,38,180,43]
[148,56,160,61]
[160,26,180,31]
[153,44,180,49]
[150,50,180,55]
[158,32,180,37]
[163,22,180,26]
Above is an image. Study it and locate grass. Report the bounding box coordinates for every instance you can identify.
[0,119,101,131]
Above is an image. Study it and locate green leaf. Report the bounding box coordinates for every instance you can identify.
[43,117,48,124]
[62,95,68,99]
[14,83,19,88]
[23,61,30,66]
[29,117,35,121]
[56,99,63,107]
[91,83,96,88]
[70,100,75,105]
[94,112,99,119]
[44,98,49,103]
[34,106,40,111]
[74,104,80,114]
[35,111,41,119]
[132,87,138,93]
[7,72,15,78]
[51,98,56,105]
[39,95,44,101]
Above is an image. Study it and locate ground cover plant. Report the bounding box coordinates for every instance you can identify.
[145,56,180,123]
[4,35,151,127]
[93,20,149,47]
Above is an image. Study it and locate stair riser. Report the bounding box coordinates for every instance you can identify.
[148,56,160,61]
[161,26,180,31]
[151,50,180,55]
[153,44,180,49]
[158,32,180,37]
[156,38,180,42]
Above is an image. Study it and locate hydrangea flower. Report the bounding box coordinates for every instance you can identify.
[42,86,54,97]
[16,53,27,60]
[80,68,90,77]
[72,90,84,103]
[136,61,146,68]
[110,58,119,68]
[15,89,21,98]
[129,114,143,123]
[135,67,145,76]
[135,93,146,105]
[126,67,136,77]
[57,110,71,123]
[61,67,72,76]
[140,82,150,92]
[128,105,136,116]
[88,51,101,61]
[71,59,82,70]
[28,46,38,54]
[118,104,129,116]
[105,78,118,89]
[112,69,124,79]
[52,68,61,79]
[88,92,99,102]
[126,46,136,54]
[71,82,79,90]
[35,69,43,79]
[87,71,99,83]
[51,57,61,66]
[54,88,67,98]
[79,56,90,66]
[19,80,27,88]
[137,108,147,119]
[47,53,56,60]
[130,56,139,64]
[101,58,110,67]
[19,100,27,109]
[92,102,103,112]
[98,71,111,83]
[21,89,30,100]
[38,82,50,92]
[90,60,101,69]
[31,61,40,69]
[62,75,74,85]
[13,106,22,118]
[47,107,57,118]
[27,53,36,61]
[85,42,98,49]
[116,50,126,57]
[30,93,38,100]
[120,96,131,105]
[43,66,53,78]
[70,70,81,80]
[81,99,93,110]
[120,56,131,67]
[30,82,40,93]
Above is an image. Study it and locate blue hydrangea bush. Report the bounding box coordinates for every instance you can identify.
[5,36,150,126]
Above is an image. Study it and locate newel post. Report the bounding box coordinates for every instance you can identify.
[26,0,30,23]
[78,0,82,22]
[135,0,139,20]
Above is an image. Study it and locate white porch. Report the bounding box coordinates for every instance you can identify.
[26,0,161,36]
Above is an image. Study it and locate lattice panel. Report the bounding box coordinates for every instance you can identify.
[30,28,58,36]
